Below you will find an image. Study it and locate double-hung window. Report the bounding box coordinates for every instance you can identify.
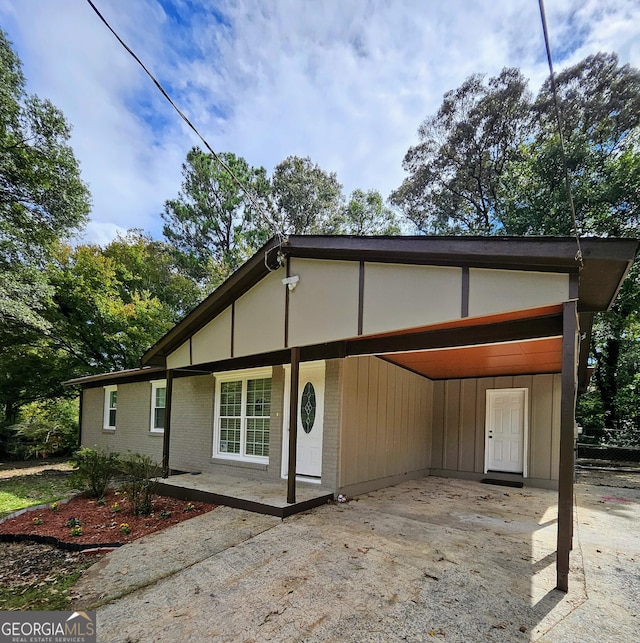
[214,368,272,462]
[103,385,117,430]
[150,380,166,433]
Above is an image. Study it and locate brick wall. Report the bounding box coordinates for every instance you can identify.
[80,382,163,463]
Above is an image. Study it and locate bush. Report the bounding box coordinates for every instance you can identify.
[5,398,79,460]
[120,452,161,515]
[70,447,121,498]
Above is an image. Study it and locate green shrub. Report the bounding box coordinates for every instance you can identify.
[6,398,79,460]
[70,447,121,498]
[120,452,161,515]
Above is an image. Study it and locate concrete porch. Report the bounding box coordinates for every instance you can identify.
[156,471,334,518]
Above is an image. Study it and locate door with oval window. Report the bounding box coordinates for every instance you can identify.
[282,361,325,480]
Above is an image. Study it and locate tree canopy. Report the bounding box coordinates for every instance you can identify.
[394,51,640,442]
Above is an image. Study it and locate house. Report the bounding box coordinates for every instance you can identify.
[68,234,639,591]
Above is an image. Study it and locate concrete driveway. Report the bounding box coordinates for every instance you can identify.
[77,475,640,642]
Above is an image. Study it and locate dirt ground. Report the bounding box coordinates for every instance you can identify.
[73,470,640,643]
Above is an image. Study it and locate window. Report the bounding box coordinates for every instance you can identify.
[103,385,117,430]
[214,369,272,462]
[150,380,166,433]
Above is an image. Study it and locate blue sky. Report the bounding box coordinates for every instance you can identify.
[1,0,639,245]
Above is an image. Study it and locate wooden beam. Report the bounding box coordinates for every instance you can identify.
[557,300,578,592]
[358,260,365,335]
[348,314,563,356]
[162,369,174,478]
[461,266,469,317]
[287,347,300,504]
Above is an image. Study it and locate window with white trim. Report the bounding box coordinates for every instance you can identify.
[214,368,272,462]
[150,380,166,433]
[103,385,117,430]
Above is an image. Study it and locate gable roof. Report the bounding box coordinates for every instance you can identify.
[141,235,639,368]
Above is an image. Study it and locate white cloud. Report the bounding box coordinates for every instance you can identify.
[1,0,638,245]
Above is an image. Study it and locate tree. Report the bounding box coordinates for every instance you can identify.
[161,147,269,284]
[0,29,90,429]
[498,54,640,436]
[390,68,532,234]
[270,156,345,234]
[343,189,400,235]
[395,53,640,442]
[45,241,181,374]
[103,229,201,318]
[0,29,90,337]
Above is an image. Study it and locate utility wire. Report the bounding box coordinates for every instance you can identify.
[85,0,284,264]
[538,0,583,269]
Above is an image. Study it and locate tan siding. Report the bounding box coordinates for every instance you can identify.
[288,259,359,347]
[459,379,477,472]
[431,373,562,482]
[469,268,569,317]
[235,271,286,357]
[431,380,445,469]
[530,374,554,480]
[339,356,432,491]
[474,378,493,472]
[551,374,562,480]
[191,306,232,365]
[444,381,461,470]
[355,356,370,485]
[362,263,462,335]
[167,340,191,369]
[340,358,360,487]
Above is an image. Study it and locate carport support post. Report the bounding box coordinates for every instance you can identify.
[287,347,300,504]
[162,369,174,478]
[557,300,578,592]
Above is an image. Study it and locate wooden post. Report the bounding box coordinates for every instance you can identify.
[162,369,174,478]
[557,301,577,592]
[287,347,300,504]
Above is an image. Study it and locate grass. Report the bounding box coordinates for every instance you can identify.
[0,469,73,518]
[0,566,92,611]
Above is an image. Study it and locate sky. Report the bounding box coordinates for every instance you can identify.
[1,0,639,246]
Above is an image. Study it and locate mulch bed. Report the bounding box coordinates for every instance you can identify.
[0,489,216,551]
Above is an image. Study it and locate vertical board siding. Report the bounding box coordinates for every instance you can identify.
[459,379,477,472]
[431,373,562,481]
[431,381,445,469]
[444,381,461,470]
[339,356,433,488]
[530,375,553,479]
[340,358,359,486]
[551,374,562,480]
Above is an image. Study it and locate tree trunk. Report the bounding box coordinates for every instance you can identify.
[595,337,620,432]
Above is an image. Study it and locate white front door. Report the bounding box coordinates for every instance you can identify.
[282,361,325,480]
[485,389,528,475]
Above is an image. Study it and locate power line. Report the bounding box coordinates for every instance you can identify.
[537,0,583,269]
[84,0,283,260]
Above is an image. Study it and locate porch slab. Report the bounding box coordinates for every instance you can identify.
[156,471,334,518]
